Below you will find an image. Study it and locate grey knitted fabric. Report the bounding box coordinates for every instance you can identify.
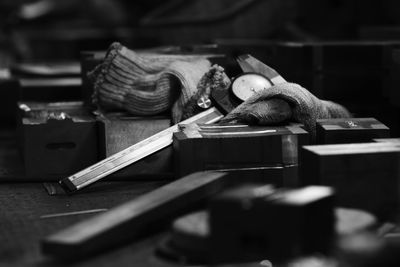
[89,42,211,122]
[181,65,231,121]
[221,82,351,139]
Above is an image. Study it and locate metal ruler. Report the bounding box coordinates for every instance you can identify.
[60,107,223,192]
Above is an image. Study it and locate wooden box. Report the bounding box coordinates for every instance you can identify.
[173,123,309,185]
[97,112,172,179]
[316,118,390,144]
[209,184,334,263]
[18,101,98,180]
[300,142,400,219]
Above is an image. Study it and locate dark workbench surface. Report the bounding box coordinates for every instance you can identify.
[0,129,183,266]
[0,181,181,266]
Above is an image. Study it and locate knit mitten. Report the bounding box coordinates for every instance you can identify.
[180,65,231,121]
[89,42,212,119]
[221,82,351,140]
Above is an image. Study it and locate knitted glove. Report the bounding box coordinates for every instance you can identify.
[180,65,231,121]
[221,82,351,140]
[89,42,211,121]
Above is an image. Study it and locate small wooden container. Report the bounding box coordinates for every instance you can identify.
[173,123,309,186]
[301,142,400,220]
[18,101,98,180]
[316,117,390,144]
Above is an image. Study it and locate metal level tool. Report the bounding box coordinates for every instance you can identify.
[211,54,287,114]
[60,107,223,192]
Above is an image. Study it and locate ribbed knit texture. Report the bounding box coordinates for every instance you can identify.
[221,83,351,140]
[89,42,211,122]
[180,65,231,121]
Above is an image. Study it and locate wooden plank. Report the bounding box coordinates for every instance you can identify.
[209,185,334,262]
[42,171,228,259]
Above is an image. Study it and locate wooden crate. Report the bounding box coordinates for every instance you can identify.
[300,142,400,219]
[316,117,390,144]
[18,101,98,180]
[173,123,309,185]
[209,184,334,263]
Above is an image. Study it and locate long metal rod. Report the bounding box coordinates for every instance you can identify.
[59,107,223,192]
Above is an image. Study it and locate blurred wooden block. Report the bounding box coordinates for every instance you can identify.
[18,101,98,180]
[301,142,400,219]
[209,184,334,263]
[161,206,375,264]
[316,118,390,144]
[173,123,309,186]
[42,171,228,259]
[97,112,172,180]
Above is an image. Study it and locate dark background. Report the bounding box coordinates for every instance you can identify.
[1,0,400,60]
[1,0,400,135]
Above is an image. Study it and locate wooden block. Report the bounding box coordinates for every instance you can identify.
[18,101,99,180]
[300,142,400,219]
[97,112,172,180]
[173,123,309,181]
[98,112,171,157]
[42,171,229,259]
[209,184,334,263]
[160,207,375,264]
[316,118,390,144]
[165,210,210,263]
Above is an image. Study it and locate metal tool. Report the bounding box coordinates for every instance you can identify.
[59,107,223,192]
[231,72,272,101]
[211,54,287,114]
[40,209,108,219]
[236,54,287,85]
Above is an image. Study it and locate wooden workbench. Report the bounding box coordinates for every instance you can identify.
[0,181,176,266]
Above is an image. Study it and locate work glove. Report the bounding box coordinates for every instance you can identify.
[221,82,351,140]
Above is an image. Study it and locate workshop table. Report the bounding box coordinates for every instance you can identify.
[0,181,186,266]
[0,129,182,266]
